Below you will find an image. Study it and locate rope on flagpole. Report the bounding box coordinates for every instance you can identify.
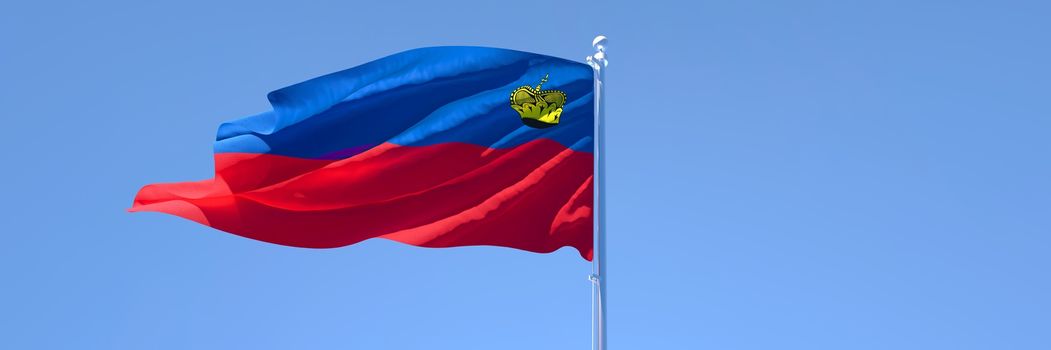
[587,34,608,350]
[590,273,598,350]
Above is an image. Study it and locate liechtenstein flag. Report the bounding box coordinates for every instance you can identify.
[131,47,595,260]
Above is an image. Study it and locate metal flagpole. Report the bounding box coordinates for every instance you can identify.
[587,35,608,350]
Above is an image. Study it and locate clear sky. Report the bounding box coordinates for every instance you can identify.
[2,1,1049,349]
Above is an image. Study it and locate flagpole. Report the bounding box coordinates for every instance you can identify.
[587,35,608,350]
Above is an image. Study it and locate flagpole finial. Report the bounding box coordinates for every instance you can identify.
[587,35,608,70]
[592,35,607,50]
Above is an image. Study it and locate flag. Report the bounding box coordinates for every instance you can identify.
[131,47,595,260]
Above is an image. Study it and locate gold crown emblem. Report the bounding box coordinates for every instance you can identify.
[509,74,567,128]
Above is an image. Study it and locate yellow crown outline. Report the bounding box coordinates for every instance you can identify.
[509,74,567,128]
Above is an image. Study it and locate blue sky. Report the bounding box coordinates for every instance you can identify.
[2,1,1049,349]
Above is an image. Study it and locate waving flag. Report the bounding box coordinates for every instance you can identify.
[131,47,595,260]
